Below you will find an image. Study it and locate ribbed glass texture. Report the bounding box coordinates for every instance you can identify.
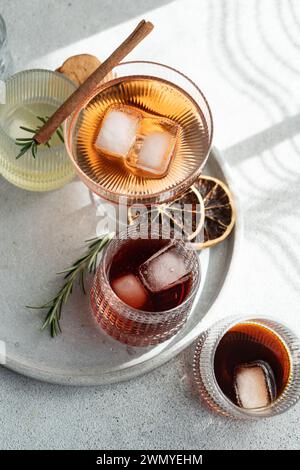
[90,225,201,346]
[193,316,300,419]
[0,69,76,191]
[65,61,213,205]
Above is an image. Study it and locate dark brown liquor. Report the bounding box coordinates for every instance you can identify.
[214,322,291,405]
[109,238,192,312]
[90,234,199,346]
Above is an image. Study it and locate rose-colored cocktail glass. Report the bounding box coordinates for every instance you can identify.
[90,224,201,346]
[64,61,213,206]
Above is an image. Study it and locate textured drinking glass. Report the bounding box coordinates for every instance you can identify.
[0,14,13,80]
[65,61,213,205]
[0,69,76,191]
[193,316,300,419]
[90,225,201,346]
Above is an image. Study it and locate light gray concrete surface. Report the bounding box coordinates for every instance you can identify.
[1,0,300,449]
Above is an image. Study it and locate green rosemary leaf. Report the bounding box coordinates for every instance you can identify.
[55,316,62,334]
[48,304,59,323]
[16,144,31,159]
[57,266,77,275]
[87,252,98,273]
[32,142,37,159]
[26,305,49,310]
[50,321,57,338]
[41,308,54,330]
[80,270,86,295]
[15,141,30,146]
[63,282,73,303]
[15,115,65,159]
[19,126,38,133]
[56,127,64,143]
[85,236,101,243]
[37,116,47,123]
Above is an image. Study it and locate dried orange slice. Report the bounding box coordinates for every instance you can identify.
[193,175,236,249]
[128,175,235,250]
[128,185,205,242]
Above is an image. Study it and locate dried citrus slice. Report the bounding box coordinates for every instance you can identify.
[193,175,236,249]
[128,185,205,242]
[128,175,235,250]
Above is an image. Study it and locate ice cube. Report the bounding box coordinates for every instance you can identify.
[138,243,190,293]
[111,273,148,309]
[126,117,180,178]
[95,105,141,159]
[234,360,277,409]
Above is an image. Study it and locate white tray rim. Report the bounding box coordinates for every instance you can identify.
[3,146,243,385]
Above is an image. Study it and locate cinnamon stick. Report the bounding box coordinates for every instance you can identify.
[34,20,154,145]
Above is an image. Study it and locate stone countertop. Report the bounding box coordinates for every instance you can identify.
[0,0,300,449]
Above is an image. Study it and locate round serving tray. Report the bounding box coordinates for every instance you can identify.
[0,147,242,385]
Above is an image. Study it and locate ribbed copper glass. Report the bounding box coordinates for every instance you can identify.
[65,62,213,205]
[90,224,201,347]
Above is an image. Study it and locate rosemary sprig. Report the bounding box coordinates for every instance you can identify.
[27,232,115,337]
[15,116,64,160]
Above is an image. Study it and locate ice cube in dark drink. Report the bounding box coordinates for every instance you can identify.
[138,242,190,293]
[109,238,192,312]
[91,235,200,346]
[111,273,148,309]
[234,360,277,409]
[214,323,291,409]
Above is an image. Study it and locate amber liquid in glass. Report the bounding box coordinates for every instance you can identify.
[76,76,210,199]
[214,323,291,405]
[91,238,193,345]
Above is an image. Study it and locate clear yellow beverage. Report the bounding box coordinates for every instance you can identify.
[0,69,76,191]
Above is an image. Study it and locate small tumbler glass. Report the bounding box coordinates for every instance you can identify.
[0,14,13,80]
[90,224,201,346]
[0,69,76,191]
[193,316,300,419]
